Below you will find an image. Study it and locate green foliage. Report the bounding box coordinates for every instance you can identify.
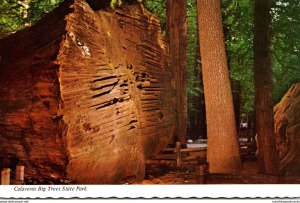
[0,0,63,38]
[0,0,26,37]
[271,0,300,103]
[222,0,300,113]
[28,0,63,22]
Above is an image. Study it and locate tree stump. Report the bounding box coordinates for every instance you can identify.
[1,168,11,185]
[176,142,182,167]
[195,158,208,184]
[16,165,25,182]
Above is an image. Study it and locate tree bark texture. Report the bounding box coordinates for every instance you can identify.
[254,0,279,175]
[0,0,175,183]
[274,83,300,176]
[166,0,188,143]
[196,0,242,173]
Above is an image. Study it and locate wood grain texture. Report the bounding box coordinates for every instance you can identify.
[274,83,300,176]
[0,0,175,183]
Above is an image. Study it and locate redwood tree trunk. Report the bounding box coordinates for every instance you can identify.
[166,0,188,143]
[196,0,242,173]
[254,0,279,175]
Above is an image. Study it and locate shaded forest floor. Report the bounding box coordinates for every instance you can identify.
[131,156,300,184]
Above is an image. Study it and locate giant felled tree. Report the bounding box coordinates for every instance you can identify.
[0,0,175,184]
[253,0,279,175]
[196,0,242,173]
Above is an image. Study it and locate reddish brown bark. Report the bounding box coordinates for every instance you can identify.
[0,0,175,183]
[196,0,242,173]
[166,0,188,143]
[274,83,300,176]
[254,0,279,175]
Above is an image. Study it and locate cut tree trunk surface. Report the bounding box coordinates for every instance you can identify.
[274,83,300,176]
[0,0,175,184]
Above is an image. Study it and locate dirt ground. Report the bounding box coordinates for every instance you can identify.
[132,158,300,184]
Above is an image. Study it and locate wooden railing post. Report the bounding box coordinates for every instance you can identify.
[176,142,181,167]
[196,158,208,184]
[16,165,25,183]
[1,168,11,185]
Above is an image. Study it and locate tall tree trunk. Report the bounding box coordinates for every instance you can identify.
[196,0,242,173]
[166,0,188,143]
[254,0,279,175]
